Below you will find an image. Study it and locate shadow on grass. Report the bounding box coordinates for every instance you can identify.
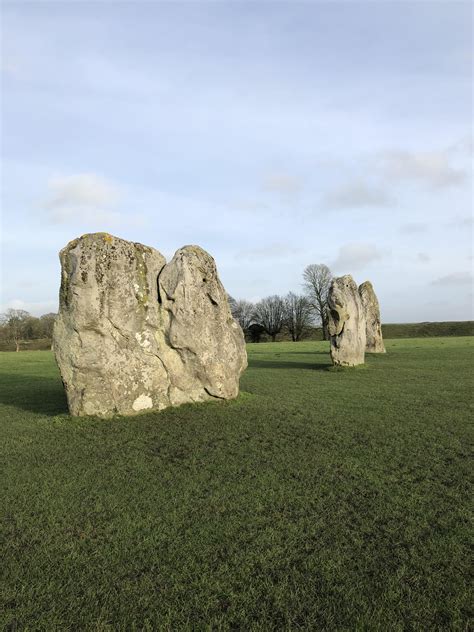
[250,350,330,356]
[248,359,332,371]
[0,355,332,416]
[280,350,329,356]
[0,372,68,416]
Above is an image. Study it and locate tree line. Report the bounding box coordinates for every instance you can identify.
[0,263,333,349]
[229,263,333,342]
[0,309,56,351]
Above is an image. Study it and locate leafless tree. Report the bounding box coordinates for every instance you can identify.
[230,298,255,333]
[39,313,57,339]
[303,264,333,340]
[284,292,313,341]
[253,295,285,342]
[0,309,31,351]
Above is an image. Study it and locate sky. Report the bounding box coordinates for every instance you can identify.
[1,1,473,322]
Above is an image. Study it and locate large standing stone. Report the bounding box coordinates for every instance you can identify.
[359,281,386,353]
[327,275,366,367]
[53,233,247,417]
[158,246,247,402]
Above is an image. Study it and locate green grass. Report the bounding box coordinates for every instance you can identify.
[1,338,473,630]
[381,321,474,339]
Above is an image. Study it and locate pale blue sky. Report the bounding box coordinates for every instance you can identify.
[1,1,472,321]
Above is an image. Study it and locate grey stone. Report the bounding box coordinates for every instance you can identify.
[327,275,366,367]
[158,246,247,402]
[359,281,386,353]
[53,233,247,417]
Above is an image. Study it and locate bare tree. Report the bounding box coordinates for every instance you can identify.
[229,299,255,333]
[253,295,285,342]
[303,264,333,340]
[0,309,32,351]
[39,313,57,339]
[284,292,313,342]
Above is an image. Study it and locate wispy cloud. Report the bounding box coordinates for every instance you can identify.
[228,199,269,213]
[235,243,302,261]
[44,173,122,223]
[332,243,383,272]
[323,181,392,210]
[400,222,429,234]
[447,215,473,229]
[431,271,473,286]
[0,298,58,316]
[417,252,431,263]
[380,150,467,188]
[263,173,303,199]
[1,54,22,78]
[446,135,473,155]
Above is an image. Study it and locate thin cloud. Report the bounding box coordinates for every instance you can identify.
[380,150,467,188]
[228,199,269,213]
[447,216,473,229]
[323,181,392,210]
[400,222,429,234]
[263,173,303,197]
[332,243,383,272]
[0,298,58,316]
[44,173,121,223]
[1,55,21,78]
[446,135,473,155]
[417,252,431,263]
[235,243,302,261]
[431,271,473,286]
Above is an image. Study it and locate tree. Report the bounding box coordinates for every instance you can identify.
[303,264,333,340]
[284,292,313,342]
[0,309,32,351]
[247,322,265,343]
[253,295,285,342]
[23,315,41,340]
[227,295,237,313]
[230,299,255,333]
[39,313,57,339]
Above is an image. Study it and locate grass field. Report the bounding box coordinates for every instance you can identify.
[381,321,474,339]
[1,338,473,630]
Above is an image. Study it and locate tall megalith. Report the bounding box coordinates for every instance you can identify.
[359,281,386,353]
[158,246,247,402]
[327,275,366,367]
[53,233,247,417]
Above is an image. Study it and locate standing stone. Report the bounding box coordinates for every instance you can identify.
[359,281,386,353]
[53,233,247,417]
[327,275,366,367]
[158,246,247,403]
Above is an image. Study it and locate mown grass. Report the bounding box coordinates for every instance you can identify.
[381,321,474,339]
[1,338,473,630]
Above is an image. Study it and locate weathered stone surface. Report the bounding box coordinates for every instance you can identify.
[53,233,247,417]
[327,275,366,367]
[158,246,247,402]
[359,281,386,353]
